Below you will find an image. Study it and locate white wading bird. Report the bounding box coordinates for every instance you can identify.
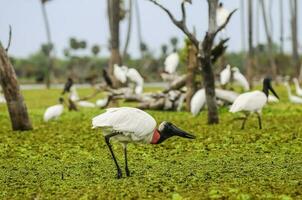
[164,52,179,74]
[77,101,96,108]
[70,86,79,102]
[126,68,144,94]
[284,82,302,104]
[190,89,206,116]
[92,107,195,179]
[232,67,250,91]
[113,64,127,84]
[43,98,64,122]
[230,78,279,129]
[220,64,231,86]
[215,88,239,103]
[216,2,230,35]
[293,78,302,96]
[96,95,112,108]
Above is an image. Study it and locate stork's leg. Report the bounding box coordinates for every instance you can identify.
[241,113,250,130]
[105,132,122,179]
[256,112,262,129]
[123,144,130,177]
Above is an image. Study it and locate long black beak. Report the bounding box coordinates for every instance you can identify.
[269,85,279,99]
[171,124,196,139]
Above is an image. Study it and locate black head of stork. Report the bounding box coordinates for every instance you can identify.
[62,77,73,95]
[58,97,65,104]
[263,77,279,99]
[155,121,196,144]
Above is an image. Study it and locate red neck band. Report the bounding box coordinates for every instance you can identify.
[151,129,161,144]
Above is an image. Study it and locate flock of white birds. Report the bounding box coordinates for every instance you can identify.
[7,47,300,124]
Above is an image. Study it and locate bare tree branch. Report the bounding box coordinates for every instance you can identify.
[5,25,12,52]
[147,0,199,47]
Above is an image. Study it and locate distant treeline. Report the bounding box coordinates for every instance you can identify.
[9,44,300,84]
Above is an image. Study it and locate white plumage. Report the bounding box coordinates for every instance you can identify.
[232,67,250,91]
[216,3,230,27]
[190,89,206,116]
[96,97,110,108]
[114,64,127,84]
[126,68,144,94]
[268,95,279,103]
[215,88,239,103]
[164,52,179,74]
[69,86,79,102]
[77,101,96,108]
[92,107,156,144]
[230,91,267,113]
[293,78,302,96]
[284,82,302,104]
[126,68,144,85]
[220,64,231,85]
[43,104,64,122]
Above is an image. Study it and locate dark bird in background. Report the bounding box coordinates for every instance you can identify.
[103,68,113,87]
[62,77,73,95]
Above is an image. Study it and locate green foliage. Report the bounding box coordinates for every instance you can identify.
[170,37,179,51]
[91,45,101,56]
[0,87,301,199]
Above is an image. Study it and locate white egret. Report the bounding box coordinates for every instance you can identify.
[215,89,239,103]
[164,52,179,74]
[92,107,195,178]
[230,78,279,129]
[43,98,64,122]
[216,2,229,36]
[232,67,250,91]
[190,89,206,116]
[284,82,302,104]
[220,64,231,86]
[126,68,144,94]
[77,101,96,108]
[69,86,79,102]
[96,96,112,108]
[293,78,302,96]
[113,64,127,84]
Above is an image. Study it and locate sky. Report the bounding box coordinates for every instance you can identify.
[0,0,301,58]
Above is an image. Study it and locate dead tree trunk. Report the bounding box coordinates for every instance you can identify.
[290,0,300,78]
[200,0,219,124]
[40,0,53,89]
[148,0,236,124]
[246,0,254,86]
[259,0,278,79]
[0,46,32,131]
[108,0,122,88]
[185,41,197,111]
